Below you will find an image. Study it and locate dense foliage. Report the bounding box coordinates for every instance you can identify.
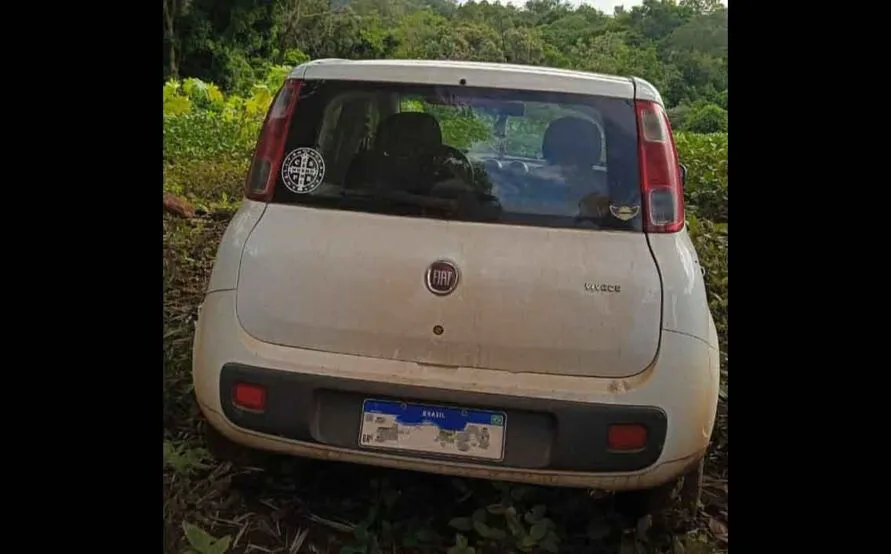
[163,0,727,131]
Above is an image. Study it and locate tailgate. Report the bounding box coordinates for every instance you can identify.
[236,205,661,378]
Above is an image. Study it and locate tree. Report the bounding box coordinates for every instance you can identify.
[275,0,305,64]
[503,27,545,66]
[163,0,193,79]
[624,0,694,41]
[570,31,671,91]
[162,0,729,114]
[684,101,727,133]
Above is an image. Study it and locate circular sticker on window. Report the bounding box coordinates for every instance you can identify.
[281,147,326,194]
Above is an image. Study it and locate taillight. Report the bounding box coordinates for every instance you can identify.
[244,79,302,202]
[232,383,266,412]
[635,100,684,233]
[607,423,648,451]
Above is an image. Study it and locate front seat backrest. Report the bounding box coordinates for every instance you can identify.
[541,116,603,169]
[540,116,610,211]
[375,112,443,159]
[352,112,445,194]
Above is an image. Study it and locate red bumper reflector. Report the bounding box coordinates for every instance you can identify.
[607,424,647,451]
[233,383,266,412]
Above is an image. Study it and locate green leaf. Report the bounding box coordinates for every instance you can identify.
[524,504,547,524]
[182,522,213,552]
[473,520,491,538]
[213,538,232,554]
[449,517,473,532]
[530,521,548,541]
[505,507,524,537]
[472,508,487,523]
[164,442,209,475]
[182,522,231,554]
[486,503,507,515]
[488,526,507,540]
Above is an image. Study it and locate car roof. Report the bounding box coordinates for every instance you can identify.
[289,59,663,105]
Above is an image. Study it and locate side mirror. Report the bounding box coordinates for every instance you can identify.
[679,163,688,185]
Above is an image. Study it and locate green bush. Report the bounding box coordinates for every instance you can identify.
[667,103,692,131]
[685,102,727,133]
[164,159,249,213]
[675,132,727,222]
[162,75,280,164]
[163,113,259,164]
[687,215,728,391]
[668,100,727,133]
[687,217,727,335]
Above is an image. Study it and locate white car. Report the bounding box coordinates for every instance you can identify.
[192,59,720,517]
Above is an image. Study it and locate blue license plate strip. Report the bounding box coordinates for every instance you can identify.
[358,399,506,462]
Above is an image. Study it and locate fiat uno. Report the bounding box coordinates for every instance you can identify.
[192,59,721,515]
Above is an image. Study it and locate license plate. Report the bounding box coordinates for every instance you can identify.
[358,399,506,461]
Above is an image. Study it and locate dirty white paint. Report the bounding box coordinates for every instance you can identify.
[193,290,720,490]
[236,205,663,378]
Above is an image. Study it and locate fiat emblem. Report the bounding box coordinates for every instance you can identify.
[425,260,459,296]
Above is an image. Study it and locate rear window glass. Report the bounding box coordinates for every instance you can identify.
[274,80,642,232]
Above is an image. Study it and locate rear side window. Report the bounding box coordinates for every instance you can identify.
[273,80,642,232]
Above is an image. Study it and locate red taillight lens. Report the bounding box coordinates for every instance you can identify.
[245,79,302,202]
[232,383,267,412]
[607,424,648,451]
[635,100,684,233]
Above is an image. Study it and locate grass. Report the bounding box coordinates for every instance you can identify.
[163,209,728,554]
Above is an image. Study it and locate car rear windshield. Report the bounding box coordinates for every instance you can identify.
[273,79,642,232]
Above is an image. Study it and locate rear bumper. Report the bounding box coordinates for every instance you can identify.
[218,362,667,472]
[200,400,704,490]
[193,290,719,490]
